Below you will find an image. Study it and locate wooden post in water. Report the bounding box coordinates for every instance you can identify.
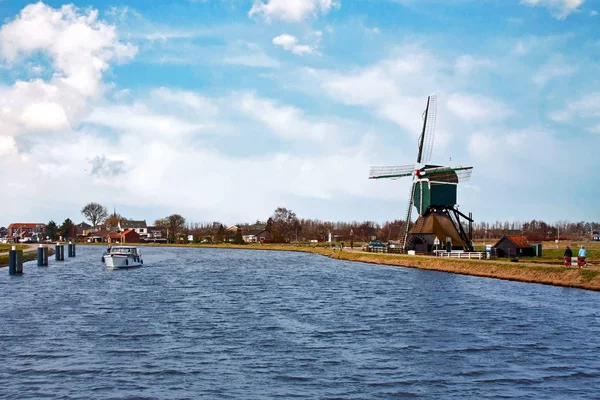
[55,243,64,261]
[68,242,76,257]
[9,246,23,275]
[37,244,48,266]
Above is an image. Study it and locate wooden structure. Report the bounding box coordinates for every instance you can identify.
[120,229,140,244]
[369,95,474,253]
[492,235,535,258]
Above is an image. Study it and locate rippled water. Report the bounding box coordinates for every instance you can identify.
[1,246,600,399]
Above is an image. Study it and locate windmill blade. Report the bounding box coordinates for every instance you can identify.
[425,166,473,183]
[369,164,415,179]
[416,95,437,164]
[402,182,416,251]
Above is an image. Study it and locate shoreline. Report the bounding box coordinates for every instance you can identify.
[150,243,600,291]
[3,242,598,291]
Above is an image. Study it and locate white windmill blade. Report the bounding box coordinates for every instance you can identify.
[369,164,415,179]
[421,95,437,164]
[454,167,473,182]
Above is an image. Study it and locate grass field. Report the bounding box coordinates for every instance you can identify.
[474,240,599,264]
[0,244,27,253]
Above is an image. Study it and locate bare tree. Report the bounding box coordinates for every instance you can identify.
[161,214,186,243]
[81,202,108,229]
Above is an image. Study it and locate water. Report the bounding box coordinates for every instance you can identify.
[1,246,600,399]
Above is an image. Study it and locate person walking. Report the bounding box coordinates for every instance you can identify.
[578,245,587,268]
[564,246,573,267]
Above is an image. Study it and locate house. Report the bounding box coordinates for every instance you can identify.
[106,232,122,243]
[144,226,168,243]
[242,229,271,243]
[88,229,108,243]
[492,235,535,258]
[120,229,140,243]
[227,225,239,233]
[75,221,93,236]
[118,220,148,237]
[7,223,46,241]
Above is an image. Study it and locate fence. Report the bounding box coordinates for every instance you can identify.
[434,250,484,260]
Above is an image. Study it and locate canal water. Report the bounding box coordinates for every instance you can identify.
[1,245,600,399]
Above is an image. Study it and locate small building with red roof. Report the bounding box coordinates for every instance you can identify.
[492,235,535,258]
[120,229,140,244]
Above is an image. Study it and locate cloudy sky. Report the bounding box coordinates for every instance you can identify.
[0,0,598,227]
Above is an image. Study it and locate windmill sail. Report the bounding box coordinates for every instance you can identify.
[416,95,437,164]
[369,165,414,179]
[401,182,417,251]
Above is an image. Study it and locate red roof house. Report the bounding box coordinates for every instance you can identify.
[120,229,140,244]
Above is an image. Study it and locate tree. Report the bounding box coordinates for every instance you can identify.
[59,218,74,240]
[105,214,122,231]
[233,228,245,245]
[216,224,225,243]
[270,207,299,243]
[45,220,58,241]
[81,202,108,229]
[164,214,186,243]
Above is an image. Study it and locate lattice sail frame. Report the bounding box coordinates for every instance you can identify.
[369,164,415,180]
[419,95,437,164]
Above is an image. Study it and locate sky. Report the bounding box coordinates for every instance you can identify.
[0,0,599,227]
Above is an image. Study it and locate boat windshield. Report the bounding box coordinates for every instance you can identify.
[109,247,138,255]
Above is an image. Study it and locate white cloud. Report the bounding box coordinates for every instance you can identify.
[447,93,512,122]
[272,34,316,55]
[0,2,136,137]
[20,102,69,131]
[454,55,494,75]
[550,92,600,121]
[532,58,577,86]
[0,2,137,96]
[85,103,208,139]
[587,124,600,133]
[0,135,17,156]
[520,0,584,19]
[235,92,337,142]
[249,0,338,22]
[152,87,218,115]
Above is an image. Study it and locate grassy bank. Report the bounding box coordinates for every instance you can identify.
[0,245,55,267]
[123,242,600,291]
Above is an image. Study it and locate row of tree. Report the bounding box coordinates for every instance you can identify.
[77,202,598,244]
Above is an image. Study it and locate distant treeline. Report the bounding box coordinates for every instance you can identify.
[184,211,598,243]
[77,203,598,244]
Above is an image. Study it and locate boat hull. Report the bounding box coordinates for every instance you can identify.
[104,254,143,269]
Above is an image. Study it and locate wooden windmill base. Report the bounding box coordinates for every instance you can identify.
[405,208,473,253]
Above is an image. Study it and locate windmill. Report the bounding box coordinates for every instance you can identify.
[369,95,474,253]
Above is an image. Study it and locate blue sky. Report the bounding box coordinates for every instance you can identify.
[0,0,598,227]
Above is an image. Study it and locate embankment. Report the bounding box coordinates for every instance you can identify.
[191,244,600,291]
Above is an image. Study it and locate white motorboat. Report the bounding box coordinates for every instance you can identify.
[103,246,143,269]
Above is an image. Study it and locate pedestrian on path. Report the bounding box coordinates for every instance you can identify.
[564,246,572,267]
[578,245,587,268]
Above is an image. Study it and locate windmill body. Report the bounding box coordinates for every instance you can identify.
[369,96,474,253]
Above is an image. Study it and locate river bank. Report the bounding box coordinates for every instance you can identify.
[3,242,599,291]
[132,242,600,291]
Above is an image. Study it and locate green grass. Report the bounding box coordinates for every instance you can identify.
[0,244,27,253]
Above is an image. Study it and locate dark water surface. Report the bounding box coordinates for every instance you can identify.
[1,246,600,399]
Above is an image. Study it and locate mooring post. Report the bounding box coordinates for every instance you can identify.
[9,246,23,275]
[37,244,48,266]
[68,242,75,257]
[55,243,64,261]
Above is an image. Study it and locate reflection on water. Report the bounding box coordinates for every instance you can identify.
[1,245,600,399]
